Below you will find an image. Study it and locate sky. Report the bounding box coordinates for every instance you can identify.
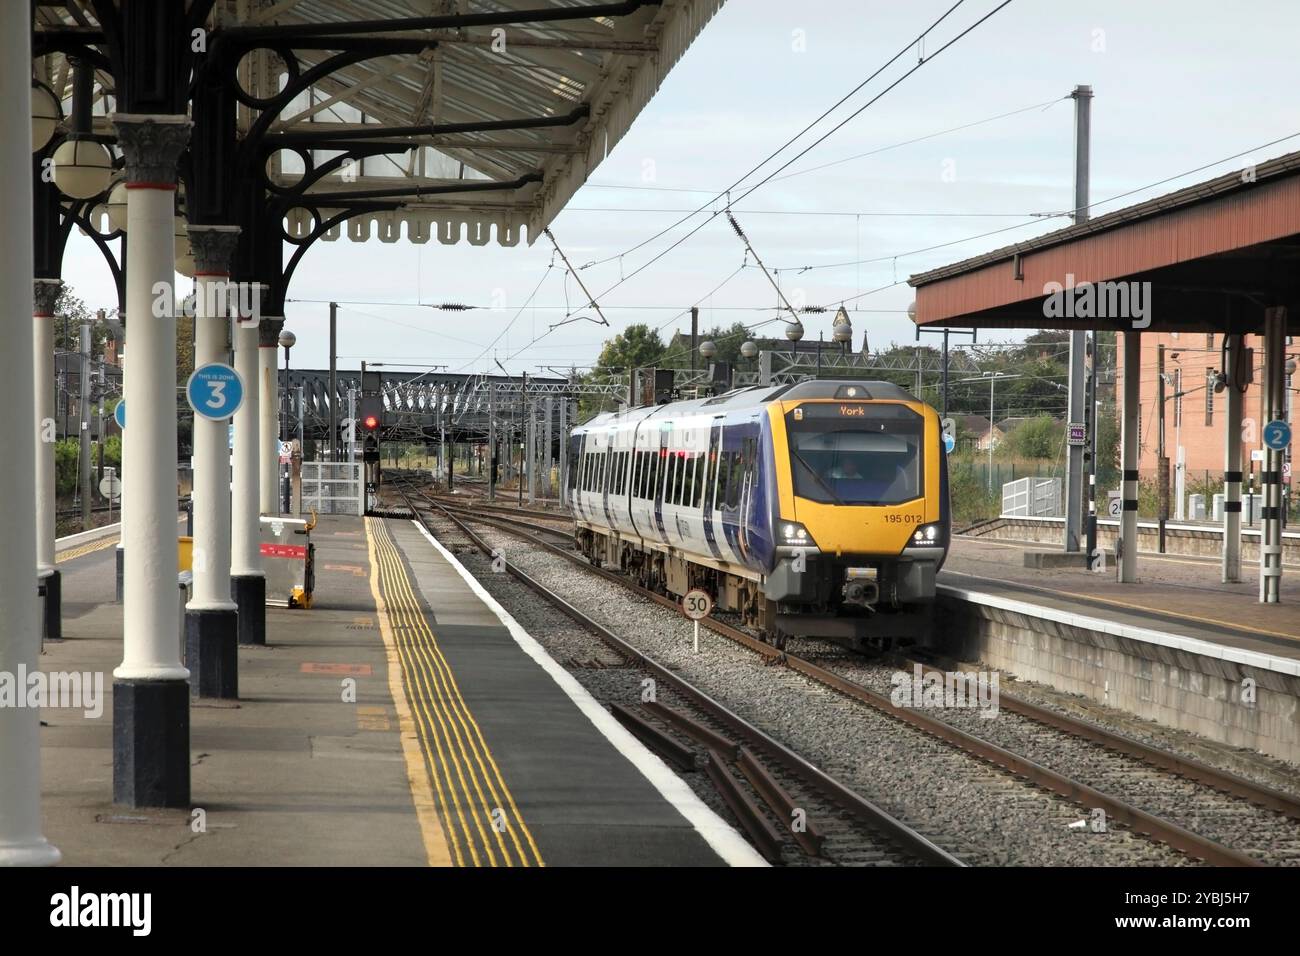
[60,0,1300,376]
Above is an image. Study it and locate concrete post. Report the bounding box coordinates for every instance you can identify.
[258,318,283,514]
[0,6,59,862]
[1222,334,1244,583]
[544,396,554,497]
[527,404,537,503]
[1119,331,1141,584]
[185,226,241,698]
[33,279,63,643]
[110,112,193,808]
[231,294,265,645]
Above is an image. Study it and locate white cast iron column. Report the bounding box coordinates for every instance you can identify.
[33,278,63,642]
[185,226,241,697]
[0,4,60,864]
[231,287,265,645]
[110,113,192,808]
[259,318,282,514]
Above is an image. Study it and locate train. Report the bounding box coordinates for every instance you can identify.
[566,379,950,649]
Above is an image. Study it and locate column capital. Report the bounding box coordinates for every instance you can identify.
[110,113,191,186]
[33,278,63,316]
[259,316,285,348]
[187,225,241,275]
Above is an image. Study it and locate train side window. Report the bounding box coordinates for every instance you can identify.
[581,454,588,491]
[641,451,651,498]
[652,451,662,500]
[679,455,692,506]
[620,451,629,494]
[632,451,642,497]
[692,453,705,507]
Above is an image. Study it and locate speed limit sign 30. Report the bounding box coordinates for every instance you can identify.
[682,588,713,653]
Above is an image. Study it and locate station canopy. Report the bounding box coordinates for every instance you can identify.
[35,0,726,248]
[909,150,1300,334]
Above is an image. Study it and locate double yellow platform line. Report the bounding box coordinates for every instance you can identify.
[367,517,544,867]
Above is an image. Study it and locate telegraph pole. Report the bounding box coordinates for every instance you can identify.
[328,301,338,461]
[1065,83,1092,554]
[79,318,92,529]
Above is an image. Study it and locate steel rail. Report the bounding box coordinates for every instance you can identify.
[396,480,1264,867]
[394,480,963,867]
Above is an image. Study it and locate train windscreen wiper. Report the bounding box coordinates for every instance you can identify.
[790,449,845,506]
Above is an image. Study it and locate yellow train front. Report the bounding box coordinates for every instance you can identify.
[568,379,950,651]
[763,380,949,650]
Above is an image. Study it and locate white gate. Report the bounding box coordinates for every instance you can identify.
[301,461,363,515]
[1002,476,1063,518]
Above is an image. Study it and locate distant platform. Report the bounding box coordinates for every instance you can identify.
[940,535,1300,765]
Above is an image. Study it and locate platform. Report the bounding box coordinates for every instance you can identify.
[34,515,755,866]
[939,535,1300,765]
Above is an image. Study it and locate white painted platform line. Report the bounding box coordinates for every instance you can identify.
[939,582,1300,678]
[409,520,768,868]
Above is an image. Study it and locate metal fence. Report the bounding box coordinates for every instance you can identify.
[301,461,362,515]
[1002,476,1063,518]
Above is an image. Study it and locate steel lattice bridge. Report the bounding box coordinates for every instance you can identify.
[279,368,628,444]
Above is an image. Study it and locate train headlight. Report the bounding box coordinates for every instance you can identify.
[778,521,818,552]
[781,521,811,543]
[911,523,943,546]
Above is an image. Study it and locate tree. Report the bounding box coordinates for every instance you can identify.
[593,323,666,374]
[999,415,1061,460]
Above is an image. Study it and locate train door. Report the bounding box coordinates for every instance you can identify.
[701,416,725,559]
[737,434,757,563]
[653,423,670,542]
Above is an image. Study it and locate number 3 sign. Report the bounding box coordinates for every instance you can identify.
[187,363,245,420]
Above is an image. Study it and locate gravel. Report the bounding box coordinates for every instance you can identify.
[425,512,1191,867]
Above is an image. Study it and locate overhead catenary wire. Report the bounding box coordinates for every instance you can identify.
[578,0,976,273]
[573,2,1016,312]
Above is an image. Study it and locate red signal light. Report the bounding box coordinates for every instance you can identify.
[363,414,379,430]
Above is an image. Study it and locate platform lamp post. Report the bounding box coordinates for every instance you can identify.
[279,329,296,513]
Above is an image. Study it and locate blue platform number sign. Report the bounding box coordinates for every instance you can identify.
[1263,419,1292,452]
[113,400,126,430]
[187,363,244,421]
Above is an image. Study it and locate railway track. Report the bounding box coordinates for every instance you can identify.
[389,476,960,866]
[385,473,1300,866]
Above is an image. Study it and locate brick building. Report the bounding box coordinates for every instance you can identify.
[1114,330,1295,482]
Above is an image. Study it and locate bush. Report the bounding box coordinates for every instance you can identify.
[54,439,79,496]
[998,415,1062,461]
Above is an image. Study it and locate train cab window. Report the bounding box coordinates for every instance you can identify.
[785,403,923,506]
